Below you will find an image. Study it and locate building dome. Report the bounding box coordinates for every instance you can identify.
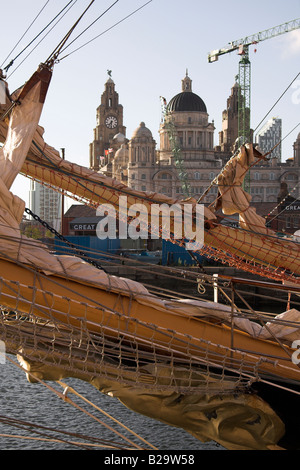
[114,144,128,160]
[113,132,126,143]
[168,91,207,112]
[167,72,207,113]
[131,122,153,139]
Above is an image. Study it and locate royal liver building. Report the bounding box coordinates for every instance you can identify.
[89,72,300,210]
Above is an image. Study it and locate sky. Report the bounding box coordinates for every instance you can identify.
[1,0,300,208]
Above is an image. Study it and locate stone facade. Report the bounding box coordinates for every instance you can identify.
[89,75,127,172]
[89,72,300,223]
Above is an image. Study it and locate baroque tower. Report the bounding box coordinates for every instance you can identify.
[89,72,126,171]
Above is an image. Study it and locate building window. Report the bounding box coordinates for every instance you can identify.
[286,173,297,180]
[195,172,200,180]
[141,174,146,179]
[270,173,275,180]
[254,172,260,180]
[267,187,277,194]
[251,187,264,195]
[131,173,135,180]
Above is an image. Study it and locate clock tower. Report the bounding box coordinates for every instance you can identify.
[90,72,126,171]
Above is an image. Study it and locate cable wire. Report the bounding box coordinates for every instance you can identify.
[3,0,76,74]
[254,71,300,133]
[58,0,120,55]
[0,0,50,69]
[58,0,153,61]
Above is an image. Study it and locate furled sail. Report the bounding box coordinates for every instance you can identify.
[215,144,270,234]
[13,131,300,283]
[0,65,300,451]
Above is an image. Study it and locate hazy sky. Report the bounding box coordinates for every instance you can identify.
[1,0,299,207]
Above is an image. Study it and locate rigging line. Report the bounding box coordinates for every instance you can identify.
[3,281,299,386]
[268,193,300,224]
[254,71,300,133]
[45,0,96,64]
[58,0,153,61]
[3,357,88,450]
[0,0,50,69]
[198,120,300,206]
[0,416,92,450]
[57,381,158,450]
[266,180,300,219]
[26,147,300,256]
[205,121,300,209]
[3,0,75,73]
[24,207,108,273]
[59,0,120,54]
[24,156,300,265]
[2,359,133,450]
[7,1,78,79]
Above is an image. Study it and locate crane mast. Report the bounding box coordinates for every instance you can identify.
[208,18,300,192]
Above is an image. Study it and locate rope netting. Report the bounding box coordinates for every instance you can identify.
[0,289,247,395]
[0,261,299,395]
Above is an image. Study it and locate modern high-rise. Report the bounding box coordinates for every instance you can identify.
[29,180,62,231]
[255,117,282,162]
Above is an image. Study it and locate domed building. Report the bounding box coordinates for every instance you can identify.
[167,74,207,113]
[111,144,129,182]
[159,72,215,164]
[90,71,227,201]
[127,122,157,192]
[89,71,300,232]
[156,72,222,200]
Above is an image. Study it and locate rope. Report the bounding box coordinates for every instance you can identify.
[24,207,108,273]
[57,381,158,450]
[2,1,76,73]
[45,0,97,65]
[58,0,120,55]
[6,1,78,79]
[58,0,153,61]
[4,356,154,449]
[254,71,300,133]
[0,0,50,69]
[21,151,300,285]
[1,272,299,389]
